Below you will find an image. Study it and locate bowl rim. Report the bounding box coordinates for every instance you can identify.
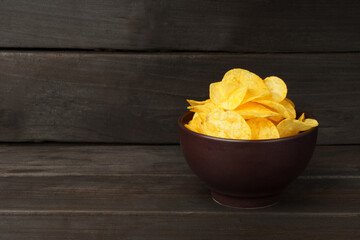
[178,111,318,143]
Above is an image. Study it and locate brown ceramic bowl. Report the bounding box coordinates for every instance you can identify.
[178,111,318,208]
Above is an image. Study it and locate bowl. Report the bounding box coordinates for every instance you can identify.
[178,111,318,208]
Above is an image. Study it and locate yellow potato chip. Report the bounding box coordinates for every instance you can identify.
[303,118,319,127]
[298,113,305,122]
[187,99,211,106]
[235,102,281,119]
[202,109,251,140]
[277,118,318,138]
[280,98,296,119]
[285,98,295,108]
[267,115,285,125]
[188,101,216,112]
[186,113,203,134]
[246,118,280,140]
[185,123,197,133]
[253,99,292,119]
[188,102,217,121]
[222,68,269,103]
[224,87,248,110]
[276,119,305,138]
[209,81,237,106]
[261,76,287,102]
[185,68,319,140]
[209,81,247,110]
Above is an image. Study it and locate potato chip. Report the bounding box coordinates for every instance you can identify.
[188,102,217,121]
[246,118,280,140]
[280,98,296,119]
[253,99,292,119]
[235,102,281,119]
[225,87,248,110]
[209,81,237,107]
[202,109,251,139]
[185,123,197,133]
[186,113,203,134]
[260,76,287,102]
[188,101,216,111]
[298,113,305,122]
[209,81,247,110]
[268,98,295,121]
[276,119,305,138]
[285,98,295,108]
[185,68,319,140]
[268,115,284,125]
[187,99,211,106]
[222,69,269,103]
[277,118,319,138]
[304,118,319,127]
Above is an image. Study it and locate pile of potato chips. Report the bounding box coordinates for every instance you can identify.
[185,68,318,140]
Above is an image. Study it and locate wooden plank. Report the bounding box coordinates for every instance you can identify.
[0,52,359,144]
[0,0,359,52]
[0,145,358,177]
[0,213,359,240]
[0,145,359,238]
[0,145,359,213]
[1,175,360,213]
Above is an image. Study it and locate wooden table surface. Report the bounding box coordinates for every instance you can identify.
[0,144,359,239]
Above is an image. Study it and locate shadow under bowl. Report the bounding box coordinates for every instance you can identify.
[178,111,318,209]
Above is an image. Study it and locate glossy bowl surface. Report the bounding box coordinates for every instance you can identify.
[178,111,318,208]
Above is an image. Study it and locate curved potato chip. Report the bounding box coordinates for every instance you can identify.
[246,118,280,140]
[235,102,281,119]
[303,118,319,127]
[188,102,216,111]
[202,109,251,140]
[277,118,318,138]
[185,68,319,140]
[268,115,285,125]
[188,102,216,121]
[298,113,305,122]
[187,99,211,106]
[222,69,269,103]
[209,81,237,105]
[262,76,287,102]
[254,99,292,119]
[280,98,296,119]
[221,86,247,110]
[209,80,247,110]
[185,124,196,132]
[277,119,305,137]
[285,98,295,108]
[186,113,203,134]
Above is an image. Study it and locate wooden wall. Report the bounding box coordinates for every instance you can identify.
[0,0,359,144]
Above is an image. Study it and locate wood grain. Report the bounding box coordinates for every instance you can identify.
[1,0,359,238]
[0,145,359,239]
[0,214,359,240]
[0,52,359,144]
[0,0,359,52]
[1,175,360,213]
[0,145,358,177]
[0,145,359,213]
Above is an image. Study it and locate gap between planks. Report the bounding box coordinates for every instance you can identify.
[0,209,358,217]
[1,49,360,54]
[1,173,360,179]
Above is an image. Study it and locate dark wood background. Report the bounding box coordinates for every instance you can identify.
[0,1,360,239]
[0,0,359,144]
[1,0,359,52]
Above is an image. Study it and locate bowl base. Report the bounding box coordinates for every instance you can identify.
[211,191,280,209]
